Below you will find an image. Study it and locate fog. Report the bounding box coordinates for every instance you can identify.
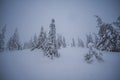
[0,0,120,43]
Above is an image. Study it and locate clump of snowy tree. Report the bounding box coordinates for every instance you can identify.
[92,33,99,49]
[56,34,67,49]
[77,37,84,48]
[37,26,47,49]
[71,37,85,48]
[84,16,120,63]
[31,19,60,59]
[32,34,38,49]
[7,28,22,50]
[85,33,104,63]
[71,38,76,47]
[95,16,120,52]
[0,25,6,52]
[85,42,104,63]
[62,36,67,48]
[86,34,93,48]
[31,26,47,50]
[112,16,120,52]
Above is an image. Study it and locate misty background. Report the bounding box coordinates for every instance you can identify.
[0,0,120,44]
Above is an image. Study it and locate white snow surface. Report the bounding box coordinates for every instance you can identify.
[0,47,120,80]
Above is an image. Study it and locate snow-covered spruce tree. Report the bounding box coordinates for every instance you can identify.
[95,15,120,52]
[43,19,60,59]
[56,34,62,49]
[71,38,76,47]
[62,36,67,48]
[112,16,120,52]
[32,34,38,48]
[31,26,47,50]
[93,33,99,49]
[56,34,67,49]
[78,38,84,48]
[7,28,22,50]
[0,25,6,52]
[86,34,93,48]
[37,26,46,49]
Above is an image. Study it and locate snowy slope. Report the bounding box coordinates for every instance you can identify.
[0,47,120,80]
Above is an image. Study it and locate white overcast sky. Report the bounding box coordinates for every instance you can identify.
[0,0,120,43]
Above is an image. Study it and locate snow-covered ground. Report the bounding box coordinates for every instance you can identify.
[0,47,120,80]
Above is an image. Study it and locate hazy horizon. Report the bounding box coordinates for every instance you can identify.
[0,0,120,44]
